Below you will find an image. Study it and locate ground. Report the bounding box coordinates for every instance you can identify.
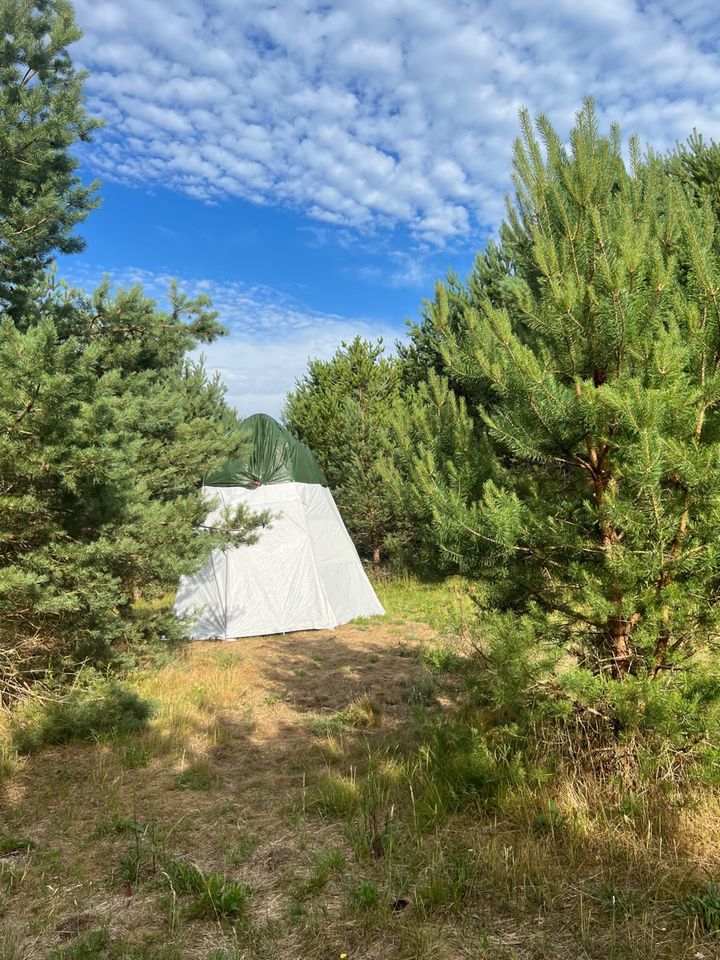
[0,578,719,959]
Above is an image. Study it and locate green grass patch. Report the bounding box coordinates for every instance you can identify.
[10,678,152,754]
[0,834,35,855]
[373,575,473,635]
[162,856,252,920]
[674,878,720,934]
[173,758,217,791]
[50,929,182,960]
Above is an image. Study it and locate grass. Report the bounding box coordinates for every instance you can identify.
[1,573,719,958]
[9,676,152,754]
[374,573,474,635]
[161,856,252,920]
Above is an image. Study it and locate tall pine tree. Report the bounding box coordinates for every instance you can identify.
[402,101,720,682]
[0,0,100,320]
[0,1,261,693]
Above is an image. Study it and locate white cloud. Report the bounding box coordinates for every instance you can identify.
[72,1,720,245]
[61,264,400,419]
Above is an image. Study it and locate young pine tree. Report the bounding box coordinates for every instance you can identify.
[284,337,400,566]
[407,101,720,684]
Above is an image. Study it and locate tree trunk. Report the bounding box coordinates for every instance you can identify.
[607,614,637,679]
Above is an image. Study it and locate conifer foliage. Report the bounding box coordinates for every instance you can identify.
[0,2,260,694]
[404,101,720,682]
[0,0,100,320]
[284,337,400,566]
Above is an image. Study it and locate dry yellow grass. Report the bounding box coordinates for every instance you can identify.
[0,582,719,959]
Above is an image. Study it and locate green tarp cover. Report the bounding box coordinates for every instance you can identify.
[204,413,328,487]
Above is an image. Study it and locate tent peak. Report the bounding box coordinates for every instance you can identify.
[204,413,328,488]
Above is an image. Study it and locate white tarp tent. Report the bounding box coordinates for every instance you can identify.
[174,480,385,640]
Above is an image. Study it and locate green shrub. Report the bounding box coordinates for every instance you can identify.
[11,677,152,754]
[466,612,720,786]
[531,800,565,836]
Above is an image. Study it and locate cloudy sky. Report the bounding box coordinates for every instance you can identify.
[67,0,720,416]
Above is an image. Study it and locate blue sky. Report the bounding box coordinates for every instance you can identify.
[65,0,720,416]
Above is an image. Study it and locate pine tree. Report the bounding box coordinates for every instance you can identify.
[399,242,520,409]
[284,337,400,566]
[405,101,720,682]
[0,2,262,692]
[381,370,489,573]
[0,0,100,320]
[0,277,264,690]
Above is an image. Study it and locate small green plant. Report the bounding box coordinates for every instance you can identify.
[11,678,152,754]
[531,800,565,836]
[162,857,251,920]
[92,813,144,839]
[675,878,720,933]
[349,880,379,910]
[119,743,151,769]
[173,758,216,791]
[117,818,161,888]
[0,834,35,855]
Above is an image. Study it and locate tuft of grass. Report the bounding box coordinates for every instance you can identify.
[420,644,464,673]
[674,877,720,934]
[173,757,217,791]
[119,742,152,769]
[10,678,152,754]
[349,879,379,910]
[0,834,35,855]
[50,929,183,959]
[0,743,22,781]
[310,695,383,737]
[51,931,113,960]
[531,800,566,836]
[305,772,359,818]
[162,856,252,920]
[298,847,347,896]
[414,853,475,918]
[92,813,144,839]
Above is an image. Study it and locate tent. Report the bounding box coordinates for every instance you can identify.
[174,414,385,639]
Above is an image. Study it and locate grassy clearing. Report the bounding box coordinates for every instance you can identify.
[0,575,718,957]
